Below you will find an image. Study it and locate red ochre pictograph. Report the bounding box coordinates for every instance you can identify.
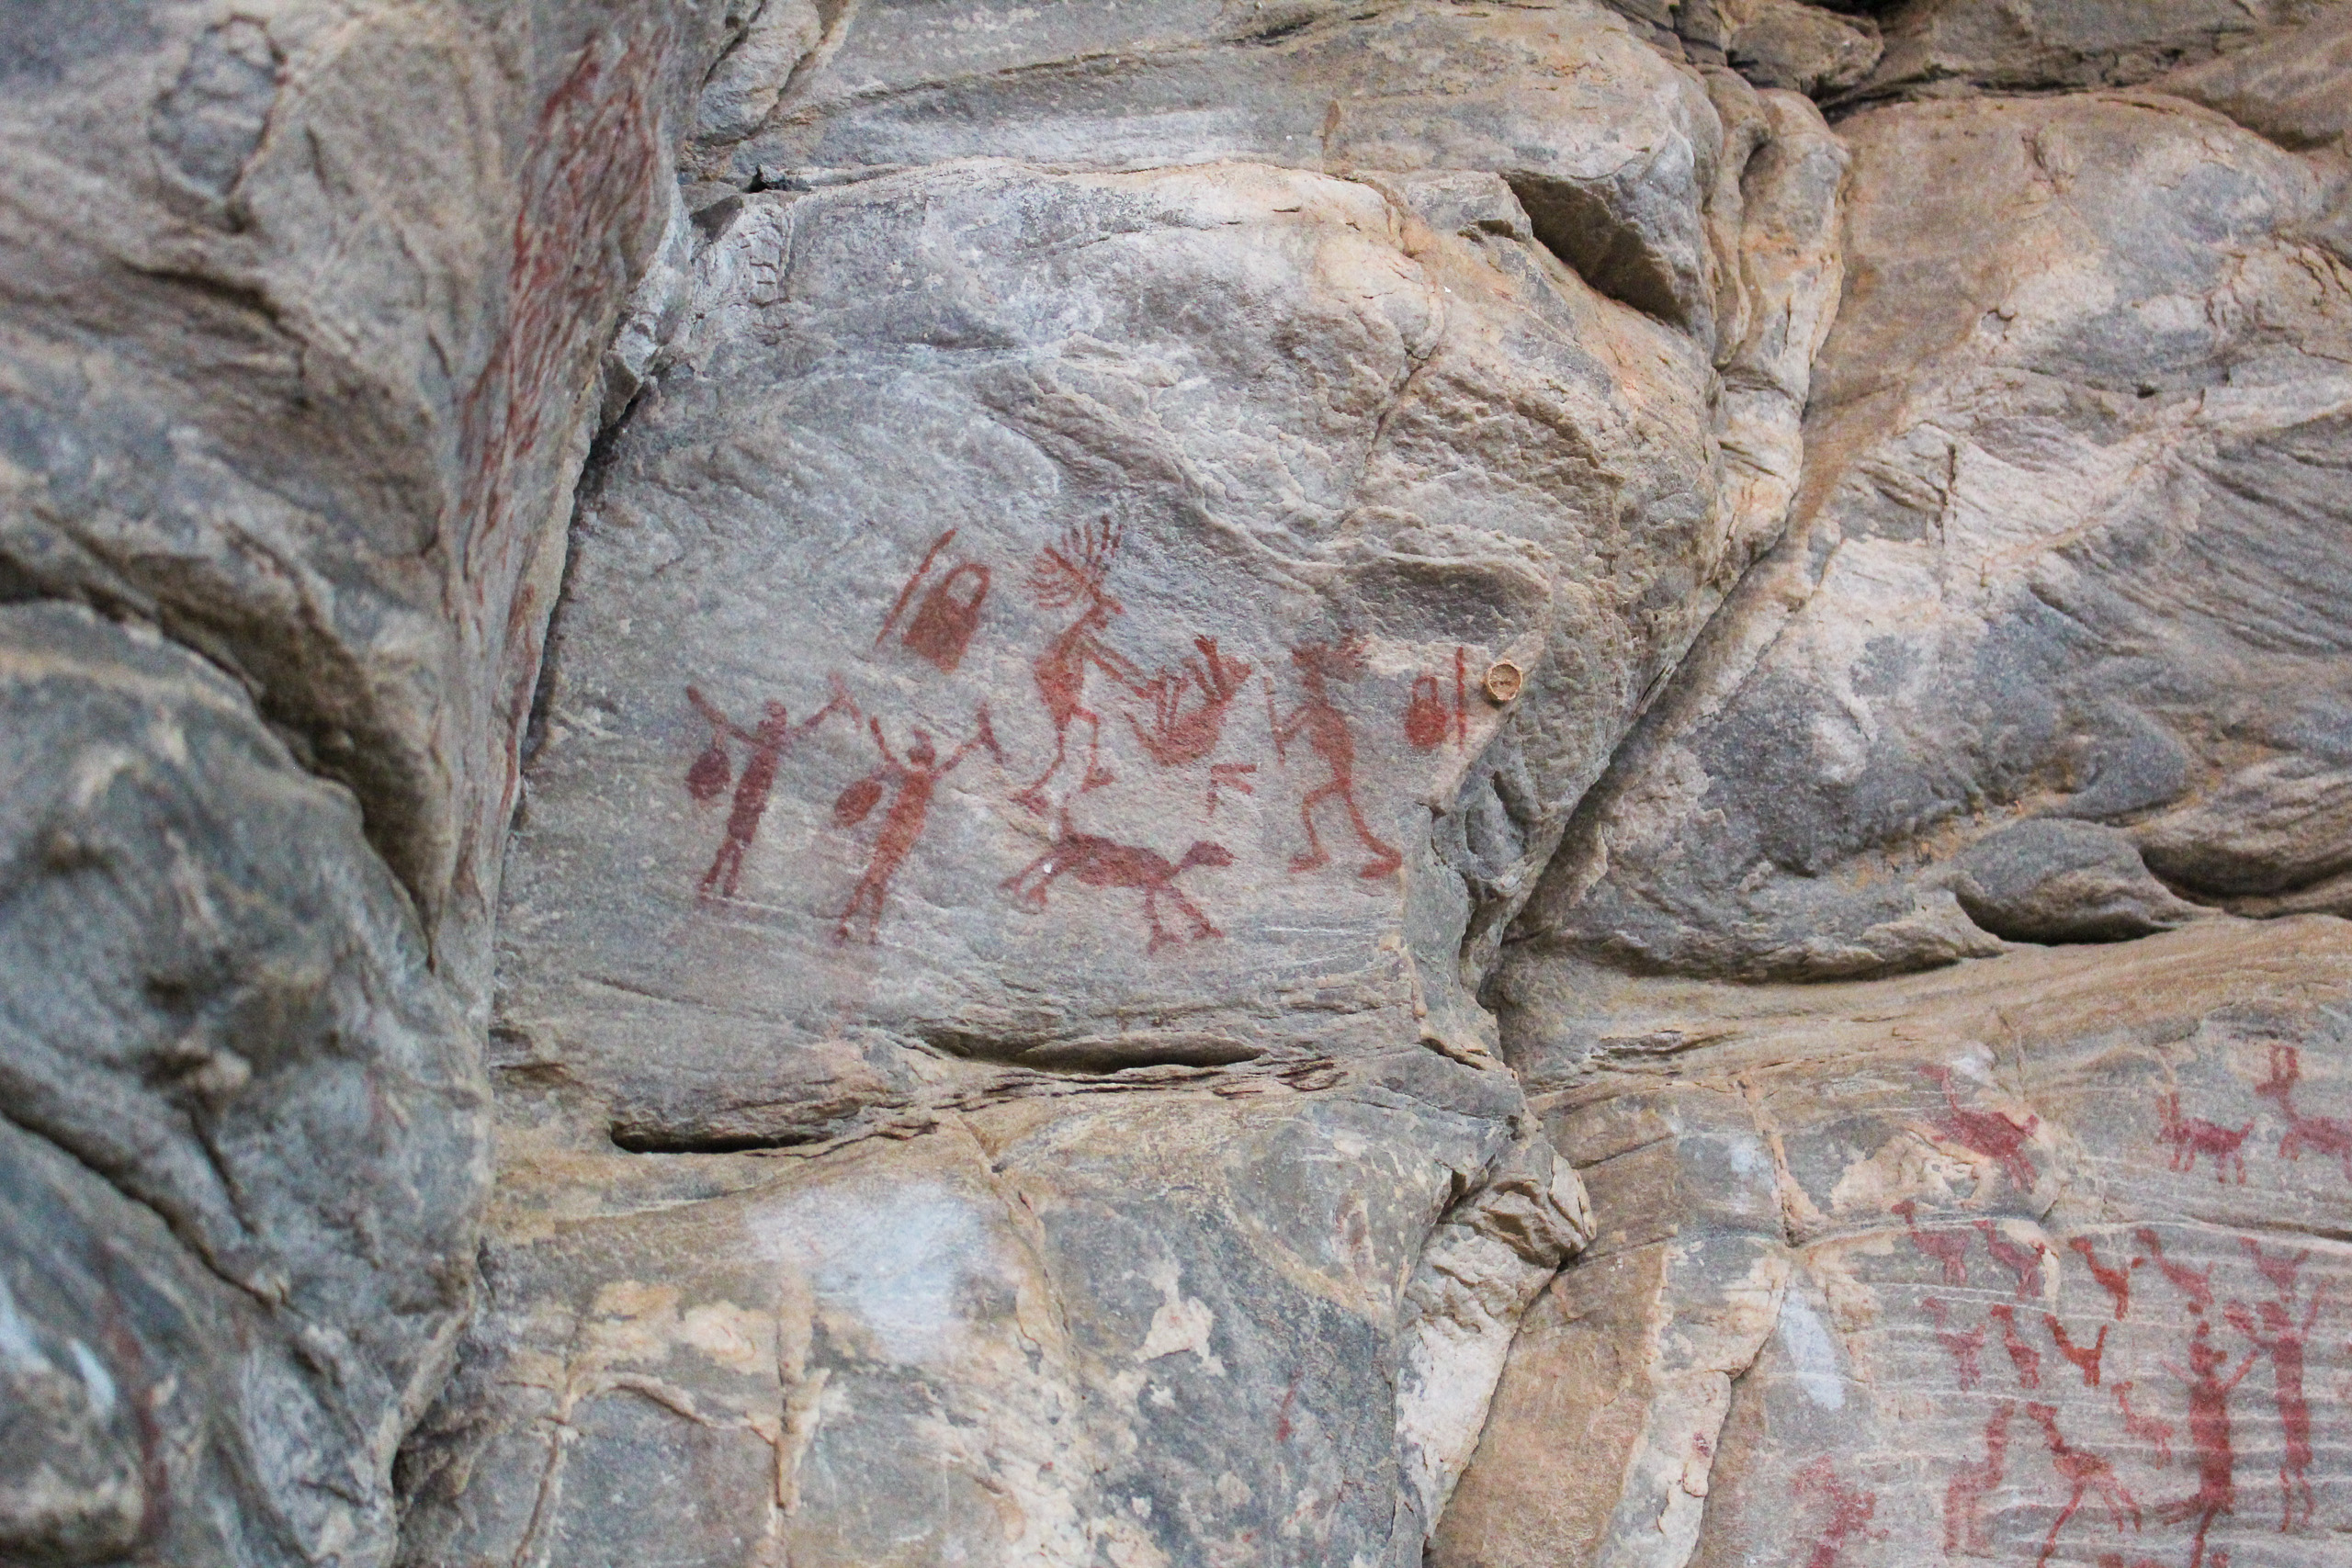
[1001,813,1233,953]
[1896,1199,1972,1286]
[1790,1458,1883,1568]
[2158,1087,2254,1184]
[1944,1401,2015,1559]
[1126,637,1253,767]
[2155,1319,2256,1568]
[876,527,991,673]
[2025,1402,2141,1568]
[1922,1296,1985,1391]
[2225,1239,2324,1532]
[1268,637,1401,880]
[2256,1043,2352,1180]
[2070,1235,2143,1322]
[1919,1064,2041,1192]
[1012,519,1144,813]
[685,678,856,898]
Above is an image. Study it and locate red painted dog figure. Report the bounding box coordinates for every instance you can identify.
[2256,1043,2352,1180]
[1002,814,1233,953]
[2157,1088,2254,1184]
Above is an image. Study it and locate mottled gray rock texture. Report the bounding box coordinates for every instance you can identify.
[5,2,2349,1566]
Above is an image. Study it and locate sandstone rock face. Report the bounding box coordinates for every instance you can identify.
[5,2,2349,1566]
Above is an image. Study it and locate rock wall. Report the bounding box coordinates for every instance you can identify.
[0,2,2345,1566]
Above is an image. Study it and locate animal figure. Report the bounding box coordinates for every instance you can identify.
[1897,1199,1973,1286]
[1922,1296,1985,1390]
[1975,1220,2050,1299]
[2135,1227,2215,1314]
[2157,1089,2254,1183]
[1269,637,1401,879]
[2069,1235,2142,1321]
[2112,1381,2175,1465]
[1944,1402,2016,1558]
[1126,637,1253,766]
[1990,1303,2043,1388]
[1012,519,1145,813]
[1002,816,1233,953]
[2256,1044,2352,1179]
[833,709,999,943]
[1791,1458,1882,1568]
[1920,1064,2041,1193]
[2025,1402,2141,1568]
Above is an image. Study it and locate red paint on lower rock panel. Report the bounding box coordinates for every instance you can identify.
[1897,1199,1972,1286]
[1975,1221,2049,1299]
[2156,1320,2256,1568]
[2225,1239,2324,1533]
[1945,1401,2016,1558]
[2025,1402,2140,1568]
[1791,1458,1882,1568]
[1924,1296,1986,1391]
[1991,1303,2044,1389]
[2046,1314,2110,1388]
[2112,1381,2175,1467]
[2069,1235,2142,1322]
[2135,1229,2215,1314]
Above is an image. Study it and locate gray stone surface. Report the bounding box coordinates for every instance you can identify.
[6,1,2351,1564]
[1859,0,2350,96]
[1512,88,2352,983]
[0,6,752,1563]
[0,603,481,1567]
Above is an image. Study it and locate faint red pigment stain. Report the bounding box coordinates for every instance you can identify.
[1990,1303,2043,1389]
[2225,1239,2324,1532]
[1791,1458,1883,1568]
[1923,1296,1985,1390]
[2046,1314,2110,1388]
[1268,637,1400,879]
[1127,637,1253,767]
[832,708,1000,944]
[1012,520,1143,813]
[685,679,854,898]
[2112,1381,2175,1466]
[2025,1402,2140,1568]
[1897,1199,1972,1286]
[1001,814,1232,953]
[2136,1228,2215,1315]
[1919,1065,2041,1193]
[2155,1319,2256,1568]
[875,528,990,673]
[1945,1400,2015,1558]
[458,32,660,606]
[1975,1221,2049,1299]
[2256,1044,2352,1180]
[2070,1235,2143,1322]
[1205,761,1256,816]
[2158,1088,2253,1184]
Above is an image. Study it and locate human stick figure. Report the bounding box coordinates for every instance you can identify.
[1267,637,1400,879]
[2157,1319,2256,1568]
[685,677,854,898]
[831,706,1001,945]
[1012,518,1146,814]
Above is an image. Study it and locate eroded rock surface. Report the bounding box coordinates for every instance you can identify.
[1515,88,2352,983]
[6,1,2350,1564]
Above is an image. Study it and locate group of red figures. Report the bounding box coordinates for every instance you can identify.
[682,519,1466,947]
[1843,1056,2341,1568]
